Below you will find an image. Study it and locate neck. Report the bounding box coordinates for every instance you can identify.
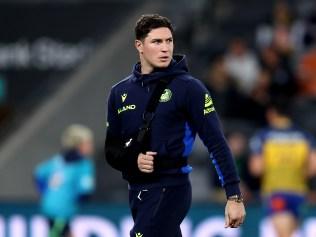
[140,57,154,74]
[141,65,153,74]
[270,116,292,129]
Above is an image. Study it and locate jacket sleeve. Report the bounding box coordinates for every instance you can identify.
[185,79,241,198]
[33,160,51,194]
[77,160,95,195]
[104,89,140,172]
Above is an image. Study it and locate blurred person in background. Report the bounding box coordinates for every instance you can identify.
[256,0,298,98]
[205,53,268,126]
[246,69,272,126]
[256,0,315,60]
[259,45,297,97]
[34,124,95,237]
[250,69,271,106]
[249,97,316,237]
[105,14,245,237]
[256,0,294,53]
[205,54,249,120]
[224,37,260,95]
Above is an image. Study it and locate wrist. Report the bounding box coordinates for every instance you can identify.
[224,182,241,198]
[227,194,244,203]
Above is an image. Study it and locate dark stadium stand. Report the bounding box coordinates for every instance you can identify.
[0,1,142,142]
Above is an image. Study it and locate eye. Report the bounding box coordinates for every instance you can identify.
[152,40,161,44]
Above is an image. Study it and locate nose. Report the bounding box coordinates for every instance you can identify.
[161,42,169,52]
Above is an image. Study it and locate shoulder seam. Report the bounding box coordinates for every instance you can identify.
[112,75,133,89]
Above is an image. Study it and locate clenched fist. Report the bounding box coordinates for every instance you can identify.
[225,200,246,228]
[137,151,157,173]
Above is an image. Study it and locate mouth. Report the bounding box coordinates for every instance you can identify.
[159,56,170,62]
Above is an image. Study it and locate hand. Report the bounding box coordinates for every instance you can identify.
[137,151,157,173]
[225,200,246,228]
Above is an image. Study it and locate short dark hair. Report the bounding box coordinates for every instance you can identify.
[135,14,174,40]
[268,95,292,116]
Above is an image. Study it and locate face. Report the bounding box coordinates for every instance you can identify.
[135,27,174,74]
[77,138,94,157]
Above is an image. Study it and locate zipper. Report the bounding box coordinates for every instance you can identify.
[141,80,150,92]
[152,187,166,217]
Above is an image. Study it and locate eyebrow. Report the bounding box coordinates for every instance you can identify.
[151,37,173,41]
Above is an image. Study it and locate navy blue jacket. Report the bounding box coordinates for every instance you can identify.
[105,55,240,197]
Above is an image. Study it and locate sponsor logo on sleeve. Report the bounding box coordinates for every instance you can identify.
[204,94,215,115]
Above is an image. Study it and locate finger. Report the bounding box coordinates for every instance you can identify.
[140,164,154,170]
[236,221,242,227]
[140,168,153,173]
[146,151,157,156]
[140,155,154,161]
[230,220,239,228]
[228,217,238,228]
[144,155,154,161]
[140,159,154,166]
[234,214,244,224]
[140,165,154,171]
[235,220,243,228]
[231,217,243,228]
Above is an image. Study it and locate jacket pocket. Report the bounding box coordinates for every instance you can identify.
[152,187,166,218]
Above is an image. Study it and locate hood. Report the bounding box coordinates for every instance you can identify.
[132,55,189,84]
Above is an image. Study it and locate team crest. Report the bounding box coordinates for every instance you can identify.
[159,89,172,102]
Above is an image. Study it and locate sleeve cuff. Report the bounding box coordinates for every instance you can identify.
[224,182,241,198]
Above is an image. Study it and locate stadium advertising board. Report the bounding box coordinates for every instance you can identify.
[0,203,316,237]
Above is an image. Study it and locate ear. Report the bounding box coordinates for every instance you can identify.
[135,40,143,54]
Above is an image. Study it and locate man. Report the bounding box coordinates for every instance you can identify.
[34,124,95,237]
[105,14,245,237]
[249,98,316,237]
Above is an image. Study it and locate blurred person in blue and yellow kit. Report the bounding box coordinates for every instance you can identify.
[249,97,316,237]
[34,124,95,237]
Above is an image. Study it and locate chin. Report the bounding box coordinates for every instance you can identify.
[156,61,171,68]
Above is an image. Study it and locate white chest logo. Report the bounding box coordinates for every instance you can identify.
[121,93,127,102]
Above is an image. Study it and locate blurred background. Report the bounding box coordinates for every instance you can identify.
[0,0,316,236]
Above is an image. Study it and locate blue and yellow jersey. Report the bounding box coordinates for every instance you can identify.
[34,154,95,220]
[250,126,316,196]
